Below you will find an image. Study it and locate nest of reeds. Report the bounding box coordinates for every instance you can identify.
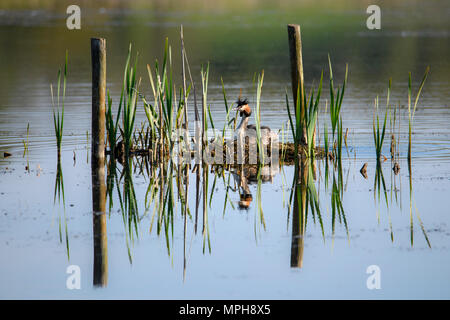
[110,138,327,165]
[111,139,170,165]
[279,142,327,163]
[192,139,327,164]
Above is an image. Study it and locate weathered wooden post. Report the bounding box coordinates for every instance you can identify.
[287,24,304,115]
[91,38,108,287]
[91,38,106,166]
[288,24,313,148]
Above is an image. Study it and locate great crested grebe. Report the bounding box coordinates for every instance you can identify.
[233,98,276,147]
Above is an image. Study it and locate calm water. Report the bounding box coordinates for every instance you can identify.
[0,0,450,299]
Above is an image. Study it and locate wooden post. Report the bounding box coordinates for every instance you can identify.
[91,38,108,287]
[287,24,304,114]
[91,38,107,166]
[287,24,308,146]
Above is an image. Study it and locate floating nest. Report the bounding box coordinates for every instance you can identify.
[204,141,327,164]
[109,139,328,165]
[107,140,169,165]
[278,142,327,163]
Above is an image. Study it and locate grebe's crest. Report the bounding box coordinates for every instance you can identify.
[236,98,252,117]
[236,98,249,107]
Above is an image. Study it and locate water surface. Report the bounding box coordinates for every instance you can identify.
[0,0,449,299]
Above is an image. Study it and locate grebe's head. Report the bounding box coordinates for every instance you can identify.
[234,98,252,117]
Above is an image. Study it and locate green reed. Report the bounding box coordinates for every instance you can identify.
[374,157,388,206]
[221,168,236,217]
[407,67,429,163]
[145,161,177,256]
[324,99,329,166]
[22,123,29,157]
[285,71,323,158]
[255,166,266,235]
[51,50,68,156]
[336,117,343,161]
[254,70,265,163]
[289,159,326,249]
[143,38,188,158]
[23,123,30,171]
[328,56,347,137]
[331,170,348,241]
[285,87,302,158]
[202,164,211,253]
[389,98,399,161]
[220,77,238,145]
[285,89,296,143]
[328,55,348,160]
[407,160,431,248]
[221,77,229,114]
[122,44,139,155]
[330,160,347,242]
[280,122,288,163]
[306,161,324,240]
[373,96,387,161]
[116,177,137,262]
[373,79,390,161]
[305,72,323,157]
[54,158,69,261]
[86,130,89,163]
[200,63,210,145]
[106,88,121,156]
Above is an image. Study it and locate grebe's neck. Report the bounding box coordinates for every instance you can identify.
[236,115,249,131]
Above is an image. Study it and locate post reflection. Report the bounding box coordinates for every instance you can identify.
[92,152,108,287]
[290,158,308,268]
